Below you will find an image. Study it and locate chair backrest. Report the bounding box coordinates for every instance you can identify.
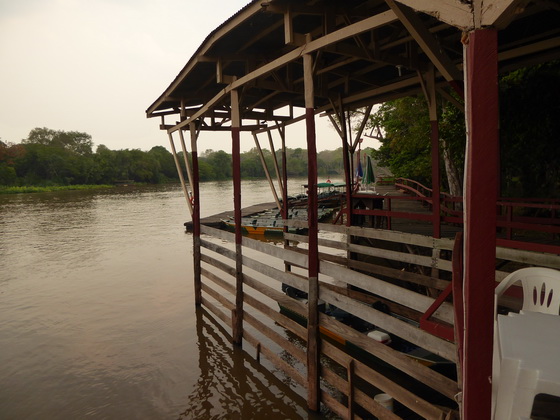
[495,267,560,315]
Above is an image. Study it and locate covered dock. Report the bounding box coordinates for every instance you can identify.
[147,1,560,418]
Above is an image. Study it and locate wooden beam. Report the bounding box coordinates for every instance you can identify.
[386,0,463,82]
[252,132,282,210]
[190,123,202,306]
[393,0,473,30]
[462,28,499,420]
[480,0,531,29]
[231,87,243,346]
[304,50,320,413]
[168,9,399,133]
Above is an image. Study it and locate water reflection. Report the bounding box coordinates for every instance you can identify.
[179,308,317,420]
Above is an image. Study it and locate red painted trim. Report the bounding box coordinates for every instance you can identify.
[419,282,454,342]
[496,239,560,255]
[462,29,499,420]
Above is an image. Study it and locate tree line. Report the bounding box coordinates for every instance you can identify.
[369,60,560,198]
[0,127,346,187]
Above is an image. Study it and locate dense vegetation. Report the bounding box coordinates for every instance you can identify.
[368,61,560,198]
[4,62,556,196]
[0,127,346,188]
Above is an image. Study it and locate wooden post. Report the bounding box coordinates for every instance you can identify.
[279,124,288,222]
[231,87,243,346]
[191,123,202,306]
[304,50,320,412]
[340,97,353,227]
[168,132,193,215]
[347,359,355,419]
[267,129,285,199]
[252,132,282,210]
[424,65,441,239]
[462,28,499,420]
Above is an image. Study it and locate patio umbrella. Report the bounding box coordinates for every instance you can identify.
[355,155,363,178]
[363,155,376,190]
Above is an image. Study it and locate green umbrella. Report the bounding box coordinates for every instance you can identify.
[363,155,375,189]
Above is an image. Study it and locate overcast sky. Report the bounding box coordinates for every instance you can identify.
[0,0,366,153]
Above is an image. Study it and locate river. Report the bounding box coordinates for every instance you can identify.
[0,180,329,419]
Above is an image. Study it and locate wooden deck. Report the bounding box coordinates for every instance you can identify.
[184,182,462,239]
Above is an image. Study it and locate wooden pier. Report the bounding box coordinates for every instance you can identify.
[147,2,560,418]
[184,201,277,231]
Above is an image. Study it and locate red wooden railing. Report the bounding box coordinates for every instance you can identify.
[342,177,560,254]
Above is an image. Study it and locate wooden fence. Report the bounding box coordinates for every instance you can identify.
[195,221,559,419]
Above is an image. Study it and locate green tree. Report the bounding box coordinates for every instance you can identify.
[499,61,560,198]
[24,127,93,155]
[149,146,178,181]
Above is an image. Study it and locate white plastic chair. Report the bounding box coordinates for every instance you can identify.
[493,267,560,419]
[495,267,560,315]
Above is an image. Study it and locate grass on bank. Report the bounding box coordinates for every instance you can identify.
[0,185,115,194]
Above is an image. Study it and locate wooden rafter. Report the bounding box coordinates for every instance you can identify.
[387,0,463,82]
[169,9,399,133]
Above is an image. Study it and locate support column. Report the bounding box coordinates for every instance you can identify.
[191,123,202,306]
[426,66,441,239]
[340,98,353,227]
[304,51,320,412]
[231,87,243,346]
[462,29,499,420]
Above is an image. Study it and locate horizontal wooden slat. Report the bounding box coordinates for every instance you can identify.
[319,287,456,361]
[347,258,450,290]
[496,245,560,269]
[243,309,306,365]
[320,260,454,324]
[241,253,309,293]
[241,276,308,341]
[348,241,453,272]
[242,234,309,268]
[319,315,458,400]
[321,339,450,418]
[287,229,453,271]
[242,328,307,388]
[200,238,236,260]
[318,222,455,251]
[320,388,350,419]
[201,282,235,310]
[201,265,235,292]
[200,254,235,277]
[201,296,231,327]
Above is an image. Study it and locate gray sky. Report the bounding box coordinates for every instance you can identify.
[0,0,366,153]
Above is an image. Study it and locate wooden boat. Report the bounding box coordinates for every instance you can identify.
[221,206,336,235]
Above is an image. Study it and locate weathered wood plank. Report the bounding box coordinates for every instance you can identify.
[496,245,560,270]
[243,310,306,365]
[242,328,307,387]
[201,296,231,327]
[319,287,456,361]
[241,253,309,293]
[321,339,451,418]
[242,234,309,268]
[287,228,453,271]
[320,260,454,324]
[201,282,235,311]
[347,241,453,272]
[347,258,450,290]
[318,222,455,250]
[200,254,235,278]
[319,314,459,400]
